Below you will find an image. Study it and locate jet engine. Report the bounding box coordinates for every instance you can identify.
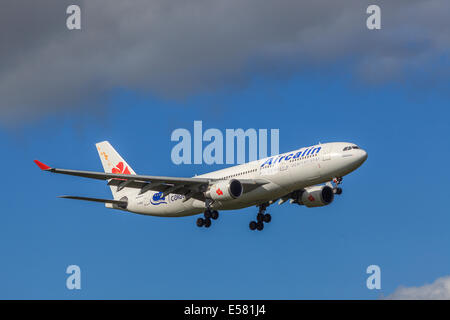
[297,185,334,207]
[206,179,243,201]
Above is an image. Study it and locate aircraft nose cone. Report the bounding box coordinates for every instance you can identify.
[359,149,368,164]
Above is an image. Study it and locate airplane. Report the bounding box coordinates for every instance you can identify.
[34,141,367,231]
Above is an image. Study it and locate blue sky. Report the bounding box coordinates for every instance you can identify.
[1,70,449,299]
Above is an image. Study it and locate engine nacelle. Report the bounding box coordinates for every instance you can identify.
[206,179,243,201]
[298,185,334,207]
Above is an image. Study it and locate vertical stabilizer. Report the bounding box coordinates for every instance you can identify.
[95,141,136,199]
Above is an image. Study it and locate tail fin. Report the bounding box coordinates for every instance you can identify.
[96,141,136,198]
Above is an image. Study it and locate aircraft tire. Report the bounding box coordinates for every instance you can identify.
[256,221,264,231]
[257,213,264,222]
[263,214,271,223]
[249,221,257,230]
[204,218,212,228]
[204,210,212,219]
[211,210,219,220]
[196,218,204,227]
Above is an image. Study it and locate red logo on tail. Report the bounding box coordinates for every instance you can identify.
[112,162,131,175]
[216,188,223,196]
[308,195,315,202]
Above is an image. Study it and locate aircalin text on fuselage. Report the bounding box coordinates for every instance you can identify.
[34,141,367,231]
[260,146,322,166]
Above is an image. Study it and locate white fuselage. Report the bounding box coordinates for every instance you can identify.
[119,142,367,217]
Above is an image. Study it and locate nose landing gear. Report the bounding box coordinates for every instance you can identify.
[332,177,343,195]
[249,203,271,231]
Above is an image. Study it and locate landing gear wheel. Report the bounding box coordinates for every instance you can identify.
[204,210,212,219]
[257,213,265,222]
[249,203,270,231]
[335,187,342,195]
[196,218,204,227]
[204,218,211,228]
[211,210,219,220]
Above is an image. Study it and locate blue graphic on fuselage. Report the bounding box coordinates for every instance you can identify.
[260,146,321,167]
[150,192,167,205]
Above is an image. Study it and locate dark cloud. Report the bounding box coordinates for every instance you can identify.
[0,0,449,123]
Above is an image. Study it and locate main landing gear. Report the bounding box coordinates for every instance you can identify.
[249,203,271,231]
[196,209,219,228]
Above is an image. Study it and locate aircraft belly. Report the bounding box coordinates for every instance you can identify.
[215,182,289,210]
[127,163,323,215]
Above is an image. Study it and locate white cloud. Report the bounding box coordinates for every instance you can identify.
[387,275,450,300]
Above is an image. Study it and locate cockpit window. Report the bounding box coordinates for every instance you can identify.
[343,145,360,151]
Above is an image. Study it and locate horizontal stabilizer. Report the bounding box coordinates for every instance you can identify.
[58,195,127,208]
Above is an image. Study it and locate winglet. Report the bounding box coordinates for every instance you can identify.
[34,160,51,171]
